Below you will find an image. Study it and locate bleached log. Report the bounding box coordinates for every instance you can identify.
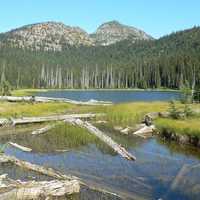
[12,113,103,126]
[8,142,32,152]
[32,124,57,135]
[0,154,78,181]
[64,118,136,161]
[0,155,121,198]
[0,96,112,105]
[132,125,155,139]
[35,96,112,105]
[0,174,80,200]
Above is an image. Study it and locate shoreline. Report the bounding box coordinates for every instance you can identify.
[12,88,181,97]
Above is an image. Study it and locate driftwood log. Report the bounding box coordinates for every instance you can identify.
[0,154,78,181]
[8,142,32,152]
[32,123,59,135]
[64,118,136,161]
[0,174,80,200]
[0,96,112,106]
[11,113,103,126]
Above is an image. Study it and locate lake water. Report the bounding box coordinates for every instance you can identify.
[0,124,200,200]
[37,90,181,103]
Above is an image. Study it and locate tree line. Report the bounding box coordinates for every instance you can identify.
[0,26,200,92]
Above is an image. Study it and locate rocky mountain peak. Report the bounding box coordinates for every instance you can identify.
[3,21,95,51]
[92,20,153,46]
[0,20,153,51]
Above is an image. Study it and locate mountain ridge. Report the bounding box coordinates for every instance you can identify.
[0,20,153,51]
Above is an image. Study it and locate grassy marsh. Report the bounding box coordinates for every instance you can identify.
[155,117,200,138]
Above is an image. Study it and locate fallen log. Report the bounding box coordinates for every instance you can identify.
[0,154,78,181]
[0,174,80,200]
[11,113,103,126]
[0,155,122,198]
[8,142,32,152]
[0,96,112,106]
[31,123,58,135]
[36,96,112,106]
[64,118,136,161]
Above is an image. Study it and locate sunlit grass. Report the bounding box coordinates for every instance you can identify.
[103,102,169,126]
[11,89,48,96]
[155,118,200,138]
[0,102,73,117]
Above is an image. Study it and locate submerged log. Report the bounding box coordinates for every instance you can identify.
[12,113,103,126]
[0,174,80,200]
[64,118,136,161]
[8,142,32,152]
[170,164,190,190]
[0,155,120,198]
[0,154,78,181]
[0,96,112,106]
[32,123,58,135]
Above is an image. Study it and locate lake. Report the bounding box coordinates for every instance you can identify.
[0,123,200,200]
[37,90,181,103]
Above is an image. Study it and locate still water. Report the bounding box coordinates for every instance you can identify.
[37,90,181,103]
[0,124,199,200]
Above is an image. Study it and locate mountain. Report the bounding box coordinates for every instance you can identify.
[91,20,153,46]
[0,22,95,51]
[0,21,153,51]
[0,24,199,90]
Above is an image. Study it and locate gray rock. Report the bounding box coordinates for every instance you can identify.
[91,21,153,46]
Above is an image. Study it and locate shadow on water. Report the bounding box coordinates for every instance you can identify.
[0,123,200,199]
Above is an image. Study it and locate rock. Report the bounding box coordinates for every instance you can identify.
[120,127,131,135]
[134,123,146,130]
[114,126,123,131]
[132,125,155,139]
[91,21,153,46]
[3,22,95,51]
[179,135,190,144]
[143,112,159,126]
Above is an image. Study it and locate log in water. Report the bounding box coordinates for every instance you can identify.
[0,174,80,200]
[64,118,136,161]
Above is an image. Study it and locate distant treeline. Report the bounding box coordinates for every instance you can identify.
[0,26,200,89]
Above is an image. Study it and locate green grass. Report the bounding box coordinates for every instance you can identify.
[155,118,200,138]
[102,102,170,127]
[0,101,104,118]
[11,89,48,96]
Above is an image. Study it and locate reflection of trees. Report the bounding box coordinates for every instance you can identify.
[0,124,118,156]
[157,137,200,160]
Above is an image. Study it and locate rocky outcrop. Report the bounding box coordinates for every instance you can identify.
[0,20,153,51]
[160,130,200,148]
[91,20,153,46]
[2,22,95,51]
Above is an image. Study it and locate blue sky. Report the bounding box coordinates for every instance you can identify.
[1,0,200,38]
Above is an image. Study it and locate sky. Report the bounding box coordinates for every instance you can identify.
[1,0,200,38]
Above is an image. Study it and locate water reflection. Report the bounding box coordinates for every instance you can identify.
[0,124,200,200]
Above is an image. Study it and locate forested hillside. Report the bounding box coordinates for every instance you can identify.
[0,26,200,89]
